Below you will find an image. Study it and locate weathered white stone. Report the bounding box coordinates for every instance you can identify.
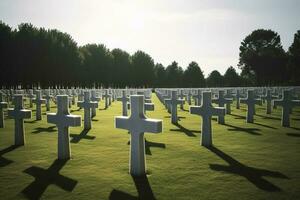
[212,90,233,124]
[240,90,261,123]
[44,89,53,111]
[8,95,32,146]
[47,95,81,160]
[115,95,162,176]
[117,90,129,116]
[165,91,184,124]
[0,92,8,128]
[91,90,101,118]
[32,90,46,120]
[77,91,98,130]
[273,90,300,127]
[262,90,277,114]
[190,91,225,147]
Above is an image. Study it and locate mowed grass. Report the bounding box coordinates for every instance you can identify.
[0,93,300,200]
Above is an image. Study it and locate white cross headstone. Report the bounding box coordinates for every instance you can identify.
[33,90,46,120]
[28,89,35,108]
[45,89,53,111]
[115,95,162,176]
[0,93,8,128]
[190,91,225,147]
[165,91,184,124]
[91,90,101,118]
[77,91,98,130]
[47,95,81,160]
[212,90,232,124]
[273,90,300,127]
[262,89,277,114]
[240,90,261,123]
[8,95,32,146]
[102,89,111,109]
[117,90,129,116]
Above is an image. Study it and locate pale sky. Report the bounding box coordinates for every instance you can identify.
[0,0,299,76]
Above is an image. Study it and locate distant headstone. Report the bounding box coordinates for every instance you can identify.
[273,90,300,127]
[262,90,277,114]
[240,90,261,123]
[115,95,162,176]
[45,90,53,111]
[165,91,184,124]
[91,90,101,118]
[0,93,8,128]
[33,90,46,120]
[77,91,98,130]
[8,95,32,146]
[117,90,129,116]
[212,90,232,124]
[190,92,225,147]
[47,95,81,160]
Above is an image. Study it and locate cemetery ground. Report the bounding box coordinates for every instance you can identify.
[0,94,300,200]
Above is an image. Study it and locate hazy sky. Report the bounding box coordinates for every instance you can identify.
[1,0,299,76]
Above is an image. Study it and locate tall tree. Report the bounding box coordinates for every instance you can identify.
[183,61,205,87]
[131,51,155,87]
[287,30,300,85]
[153,63,166,87]
[206,70,223,87]
[223,66,241,87]
[165,61,183,87]
[111,48,132,87]
[238,29,287,86]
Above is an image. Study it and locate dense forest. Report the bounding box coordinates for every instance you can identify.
[0,22,299,88]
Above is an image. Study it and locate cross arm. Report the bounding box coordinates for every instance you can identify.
[115,116,129,130]
[142,118,162,133]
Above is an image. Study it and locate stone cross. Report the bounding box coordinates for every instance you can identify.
[240,90,261,123]
[102,89,111,109]
[45,90,53,111]
[8,95,32,146]
[91,90,101,118]
[186,90,192,105]
[273,90,300,127]
[115,95,162,176]
[178,90,185,109]
[165,91,184,124]
[190,92,225,147]
[28,89,35,108]
[32,90,46,120]
[235,89,241,109]
[77,91,98,130]
[262,90,277,114]
[212,90,233,124]
[47,95,81,160]
[117,90,129,116]
[192,89,202,106]
[0,93,8,128]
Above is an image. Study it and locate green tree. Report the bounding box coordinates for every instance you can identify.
[183,61,205,87]
[223,66,241,87]
[131,51,155,87]
[153,63,166,87]
[287,30,300,85]
[111,48,132,87]
[165,61,183,87]
[238,29,287,86]
[206,70,223,87]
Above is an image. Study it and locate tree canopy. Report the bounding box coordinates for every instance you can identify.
[0,22,298,88]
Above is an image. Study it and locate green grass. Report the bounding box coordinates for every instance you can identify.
[0,94,300,200]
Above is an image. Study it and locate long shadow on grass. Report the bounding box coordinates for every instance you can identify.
[70,129,95,143]
[0,145,20,167]
[207,146,288,192]
[208,146,289,192]
[109,175,155,200]
[224,123,261,136]
[253,122,277,129]
[22,159,77,200]
[128,139,166,155]
[169,123,199,137]
[286,133,300,137]
[32,126,56,134]
[229,113,246,120]
[255,114,281,121]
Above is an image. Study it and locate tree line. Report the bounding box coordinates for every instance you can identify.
[0,22,299,88]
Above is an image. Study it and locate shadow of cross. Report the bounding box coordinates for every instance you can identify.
[127,139,166,155]
[169,123,200,137]
[224,124,262,136]
[22,159,77,200]
[0,145,20,167]
[207,146,289,192]
[70,129,95,143]
[109,175,155,200]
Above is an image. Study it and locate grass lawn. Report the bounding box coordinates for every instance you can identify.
[0,93,300,200]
